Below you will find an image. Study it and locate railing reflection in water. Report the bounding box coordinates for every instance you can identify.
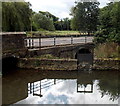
[28,79,93,97]
[28,79,63,97]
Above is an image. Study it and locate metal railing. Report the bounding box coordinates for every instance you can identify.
[24,36,94,48]
[28,79,63,97]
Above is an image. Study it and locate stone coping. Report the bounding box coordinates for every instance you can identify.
[0,32,26,35]
[20,58,77,62]
[94,58,120,61]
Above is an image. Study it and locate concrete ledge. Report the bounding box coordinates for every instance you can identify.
[93,58,119,70]
[18,58,77,71]
[18,58,119,71]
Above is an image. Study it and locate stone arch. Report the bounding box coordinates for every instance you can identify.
[75,47,92,59]
[75,47,93,65]
[78,48,91,54]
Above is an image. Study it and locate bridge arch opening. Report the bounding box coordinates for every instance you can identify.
[75,48,93,68]
[75,48,91,59]
[78,48,91,54]
[2,56,19,75]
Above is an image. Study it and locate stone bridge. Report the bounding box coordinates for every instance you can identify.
[1,32,94,72]
[28,42,94,62]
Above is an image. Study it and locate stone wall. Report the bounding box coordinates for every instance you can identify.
[28,43,94,59]
[18,58,119,71]
[2,32,27,58]
[93,58,119,70]
[2,32,26,51]
[18,58,77,71]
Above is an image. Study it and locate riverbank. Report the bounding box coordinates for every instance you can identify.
[18,58,77,71]
[18,58,119,71]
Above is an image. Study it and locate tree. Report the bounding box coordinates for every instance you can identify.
[32,12,55,31]
[94,2,120,43]
[2,2,32,32]
[70,2,99,35]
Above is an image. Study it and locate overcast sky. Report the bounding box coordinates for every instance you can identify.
[25,0,110,19]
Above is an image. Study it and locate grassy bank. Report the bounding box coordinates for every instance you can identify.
[27,31,89,37]
[94,42,120,59]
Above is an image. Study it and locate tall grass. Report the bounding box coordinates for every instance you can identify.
[94,42,120,59]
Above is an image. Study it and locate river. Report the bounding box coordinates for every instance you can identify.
[2,69,120,105]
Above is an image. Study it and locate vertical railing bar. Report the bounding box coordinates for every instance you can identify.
[54,37,56,46]
[39,37,41,48]
[30,83,32,94]
[33,83,34,94]
[29,38,31,48]
[85,36,87,43]
[71,36,73,44]
[24,39,27,47]
[31,39,34,48]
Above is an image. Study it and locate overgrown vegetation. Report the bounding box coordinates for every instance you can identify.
[94,42,120,59]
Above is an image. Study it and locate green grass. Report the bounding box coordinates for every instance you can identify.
[27,30,86,37]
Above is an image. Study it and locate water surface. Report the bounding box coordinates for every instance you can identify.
[2,69,120,104]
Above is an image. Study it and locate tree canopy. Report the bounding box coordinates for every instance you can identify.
[71,2,100,34]
[2,2,32,32]
[32,11,55,31]
[94,2,120,43]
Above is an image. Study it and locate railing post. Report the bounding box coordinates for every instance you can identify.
[39,37,41,48]
[30,83,32,94]
[33,83,34,95]
[29,39,31,48]
[31,39,34,48]
[85,36,87,43]
[71,36,73,44]
[54,37,56,46]
[24,39,27,47]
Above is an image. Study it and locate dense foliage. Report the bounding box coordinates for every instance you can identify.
[2,1,120,44]
[2,2,71,32]
[94,2,120,43]
[54,18,71,30]
[32,11,71,31]
[2,2,32,32]
[70,2,99,35]
[32,11,55,31]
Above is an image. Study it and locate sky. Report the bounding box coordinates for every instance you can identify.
[16,80,118,104]
[25,0,110,19]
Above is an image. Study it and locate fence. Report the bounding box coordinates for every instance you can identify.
[24,36,94,48]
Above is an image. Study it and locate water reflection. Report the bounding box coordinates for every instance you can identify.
[2,69,120,104]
